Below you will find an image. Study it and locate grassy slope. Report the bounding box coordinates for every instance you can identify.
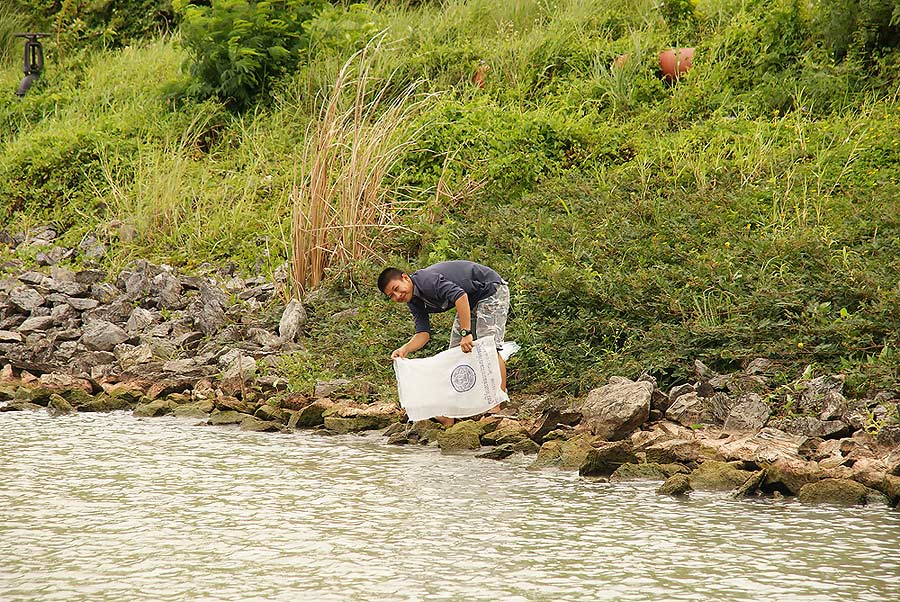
[1,0,899,400]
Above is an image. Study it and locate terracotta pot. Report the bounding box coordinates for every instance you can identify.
[658,47,694,81]
[612,53,630,70]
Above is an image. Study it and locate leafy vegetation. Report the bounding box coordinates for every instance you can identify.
[1,0,899,400]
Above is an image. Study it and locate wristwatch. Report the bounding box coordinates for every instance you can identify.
[459,329,472,337]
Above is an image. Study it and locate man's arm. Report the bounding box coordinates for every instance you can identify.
[454,293,474,352]
[392,331,430,359]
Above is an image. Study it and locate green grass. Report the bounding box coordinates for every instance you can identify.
[1,0,899,399]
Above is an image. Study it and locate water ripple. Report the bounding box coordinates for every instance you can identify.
[1,411,899,601]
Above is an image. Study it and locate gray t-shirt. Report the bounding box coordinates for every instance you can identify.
[407,260,504,333]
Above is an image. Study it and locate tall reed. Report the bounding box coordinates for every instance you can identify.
[290,37,429,296]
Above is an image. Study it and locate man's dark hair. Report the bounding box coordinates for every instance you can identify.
[377,267,404,294]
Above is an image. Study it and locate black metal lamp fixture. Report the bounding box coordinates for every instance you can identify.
[14,33,50,97]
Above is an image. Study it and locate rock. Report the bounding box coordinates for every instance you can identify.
[279,299,307,342]
[66,296,99,311]
[732,470,767,498]
[512,438,541,454]
[36,246,73,265]
[17,315,55,333]
[688,461,755,491]
[75,269,107,285]
[1,400,43,412]
[196,283,227,335]
[578,440,638,477]
[438,420,484,451]
[215,396,255,414]
[133,399,175,417]
[173,402,213,419]
[323,416,385,433]
[322,401,399,433]
[247,327,281,348]
[609,463,679,482]
[876,425,900,448]
[745,358,774,375]
[81,320,130,352]
[8,287,45,312]
[645,439,712,466]
[208,410,244,425]
[530,440,565,469]
[115,344,154,370]
[528,409,582,442]
[819,390,848,421]
[78,235,107,258]
[797,478,872,506]
[657,473,692,496]
[763,458,821,495]
[878,475,900,507]
[150,272,184,309]
[79,394,134,412]
[559,434,600,469]
[0,330,24,343]
[482,425,530,446]
[777,417,851,440]
[476,444,516,460]
[126,307,156,332]
[578,377,652,440]
[222,354,257,381]
[694,359,716,380]
[254,404,288,424]
[290,399,333,428]
[665,392,725,426]
[240,416,281,432]
[723,394,771,432]
[314,378,352,398]
[47,393,75,415]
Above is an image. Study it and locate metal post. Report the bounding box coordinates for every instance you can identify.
[14,33,50,97]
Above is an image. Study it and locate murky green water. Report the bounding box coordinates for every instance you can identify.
[1,411,898,601]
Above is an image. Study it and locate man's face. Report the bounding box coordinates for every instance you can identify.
[385,274,413,303]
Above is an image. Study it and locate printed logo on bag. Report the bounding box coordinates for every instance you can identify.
[450,365,477,393]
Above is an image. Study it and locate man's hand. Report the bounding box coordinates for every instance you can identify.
[391,346,409,360]
[460,334,474,353]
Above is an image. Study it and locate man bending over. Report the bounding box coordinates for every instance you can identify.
[378,260,510,424]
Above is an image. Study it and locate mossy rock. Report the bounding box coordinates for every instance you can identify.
[657,473,692,496]
[133,399,175,418]
[174,401,213,419]
[609,462,671,482]
[689,461,755,491]
[79,393,134,412]
[512,438,541,455]
[529,439,564,469]
[240,416,281,432]
[0,400,43,412]
[878,475,900,507]
[254,404,288,424]
[476,444,516,460]
[61,387,95,408]
[579,441,638,477]
[14,385,54,406]
[48,393,75,415]
[559,434,597,470]
[289,400,333,429]
[481,425,529,446]
[797,478,871,506]
[438,420,484,452]
[732,470,767,499]
[0,384,17,401]
[412,420,443,443]
[208,409,245,425]
[324,415,392,434]
[166,392,193,405]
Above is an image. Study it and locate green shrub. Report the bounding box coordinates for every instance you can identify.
[814,0,900,61]
[174,0,325,108]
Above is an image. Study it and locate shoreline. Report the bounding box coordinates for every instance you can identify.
[1,253,899,509]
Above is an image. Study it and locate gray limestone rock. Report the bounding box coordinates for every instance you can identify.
[279,299,307,342]
[0,330,24,343]
[80,320,130,352]
[17,315,55,333]
[125,307,156,333]
[578,376,652,440]
[723,394,771,432]
[8,287,45,312]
